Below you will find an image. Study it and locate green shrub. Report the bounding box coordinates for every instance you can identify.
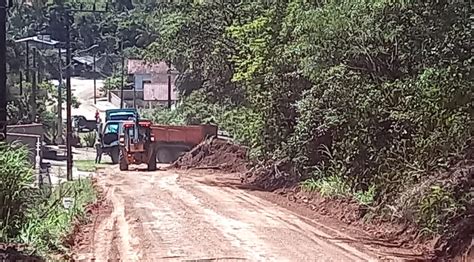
[417,185,462,235]
[0,143,34,241]
[354,186,376,206]
[141,107,186,125]
[81,132,97,148]
[18,179,96,255]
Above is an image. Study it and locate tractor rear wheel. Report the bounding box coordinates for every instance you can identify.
[147,151,157,171]
[119,150,128,171]
[157,148,172,163]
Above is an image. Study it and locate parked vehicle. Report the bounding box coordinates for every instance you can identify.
[98,120,122,164]
[105,109,138,122]
[72,115,97,132]
[118,119,157,171]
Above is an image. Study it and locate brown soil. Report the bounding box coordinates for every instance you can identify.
[0,243,44,261]
[243,159,299,191]
[169,140,433,258]
[71,167,426,261]
[173,138,249,173]
[243,161,474,261]
[249,187,432,260]
[65,176,112,261]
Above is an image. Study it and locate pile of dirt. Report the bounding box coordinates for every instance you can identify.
[242,159,299,191]
[172,138,249,173]
[0,243,43,261]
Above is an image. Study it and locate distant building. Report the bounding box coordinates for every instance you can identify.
[72,54,121,77]
[127,59,178,106]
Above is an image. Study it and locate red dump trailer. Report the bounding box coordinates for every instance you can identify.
[151,124,218,163]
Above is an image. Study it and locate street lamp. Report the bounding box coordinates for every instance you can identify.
[15,35,63,140]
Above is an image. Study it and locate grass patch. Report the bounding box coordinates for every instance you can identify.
[0,142,34,241]
[301,176,350,198]
[74,160,98,172]
[301,176,376,206]
[17,179,97,256]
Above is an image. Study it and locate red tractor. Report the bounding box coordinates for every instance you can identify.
[118,120,157,171]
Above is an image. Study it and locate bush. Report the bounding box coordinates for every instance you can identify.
[102,75,121,92]
[417,185,461,235]
[0,143,34,240]
[18,179,96,255]
[141,107,186,125]
[81,132,97,148]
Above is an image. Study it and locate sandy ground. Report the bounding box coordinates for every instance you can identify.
[72,166,417,262]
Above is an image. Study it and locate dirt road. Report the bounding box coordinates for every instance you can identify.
[73,167,408,261]
[55,77,115,121]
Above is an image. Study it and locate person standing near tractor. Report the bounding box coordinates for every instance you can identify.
[95,110,102,164]
[95,137,102,164]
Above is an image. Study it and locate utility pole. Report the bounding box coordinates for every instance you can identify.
[64,1,109,180]
[31,47,37,121]
[19,71,22,95]
[57,47,63,144]
[120,41,124,109]
[93,53,96,104]
[25,41,29,82]
[167,60,172,109]
[65,22,73,181]
[133,84,136,108]
[37,49,42,83]
[0,0,7,141]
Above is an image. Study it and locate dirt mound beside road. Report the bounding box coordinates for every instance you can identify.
[173,138,248,173]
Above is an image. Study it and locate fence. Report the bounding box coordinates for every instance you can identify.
[6,124,45,168]
[109,89,174,109]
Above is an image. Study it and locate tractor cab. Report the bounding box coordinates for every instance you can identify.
[119,120,154,147]
[118,120,157,171]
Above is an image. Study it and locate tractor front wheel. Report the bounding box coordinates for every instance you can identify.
[111,147,120,164]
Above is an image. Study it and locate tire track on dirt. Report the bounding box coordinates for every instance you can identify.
[74,168,418,261]
[159,173,280,261]
[179,174,379,262]
[108,186,143,261]
[107,171,248,260]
